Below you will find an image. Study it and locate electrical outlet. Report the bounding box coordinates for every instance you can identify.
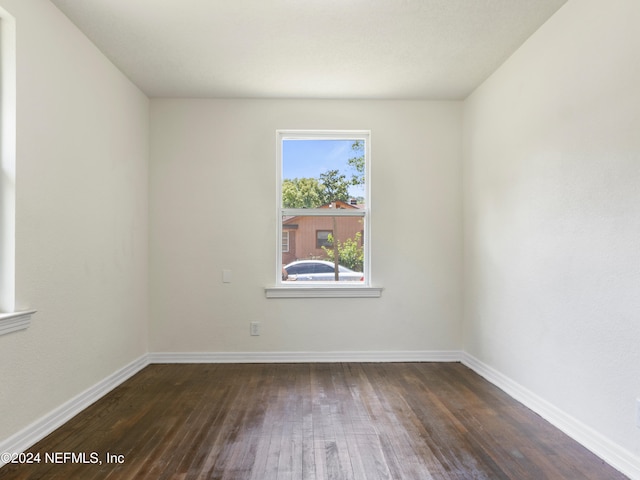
[636,398,640,429]
[250,322,261,336]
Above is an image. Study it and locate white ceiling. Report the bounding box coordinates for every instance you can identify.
[50,0,567,100]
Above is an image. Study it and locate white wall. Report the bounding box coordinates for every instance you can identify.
[150,99,462,354]
[5,0,637,474]
[0,0,148,441]
[463,0,640,465]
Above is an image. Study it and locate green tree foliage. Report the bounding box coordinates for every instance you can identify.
[318,169,350,205]
[282,177,323,208]
[348,140,365,187]
[322,232,364,272]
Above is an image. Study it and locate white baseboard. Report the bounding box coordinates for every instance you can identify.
[148,350,462,364]
[0,355,149,468]
[461,352,640,480]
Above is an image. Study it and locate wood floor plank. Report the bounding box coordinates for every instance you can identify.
[0,363,629,480]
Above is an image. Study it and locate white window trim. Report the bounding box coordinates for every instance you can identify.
[265,286,382,299]
[0,8,36,333]
[0,7,16,314]
[0,310,37,336]
[266,129,381,298]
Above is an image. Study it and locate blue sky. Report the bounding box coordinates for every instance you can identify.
[282,139,364,198]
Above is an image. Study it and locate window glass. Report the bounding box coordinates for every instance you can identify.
[278,131,369,285]
[282,139,365,207]
[316,230,332,249]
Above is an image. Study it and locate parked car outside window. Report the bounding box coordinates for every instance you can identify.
[283,260,364,282]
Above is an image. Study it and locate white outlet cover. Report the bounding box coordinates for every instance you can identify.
[250,322,260,336]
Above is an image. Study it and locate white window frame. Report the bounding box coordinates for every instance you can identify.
[265,129,381,298]
[282,230,290,253]
[0,9,36,334]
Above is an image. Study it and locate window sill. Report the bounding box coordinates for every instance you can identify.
[265,286,382,299]
[0,310,37,336]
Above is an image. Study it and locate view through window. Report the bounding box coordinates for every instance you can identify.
[278,131,370,285]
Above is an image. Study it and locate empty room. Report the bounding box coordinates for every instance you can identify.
[0,0,638,478]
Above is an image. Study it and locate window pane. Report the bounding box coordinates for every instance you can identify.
[282,139,365,208]
[281,214,364,283]
[316,230,332,249]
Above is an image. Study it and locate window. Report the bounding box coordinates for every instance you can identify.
[266,130,381,298]
[0,8,16,314]
[0,8,36,334]
[316,230,333,249]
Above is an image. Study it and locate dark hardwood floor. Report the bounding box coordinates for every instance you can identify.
[0,363,627,479]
